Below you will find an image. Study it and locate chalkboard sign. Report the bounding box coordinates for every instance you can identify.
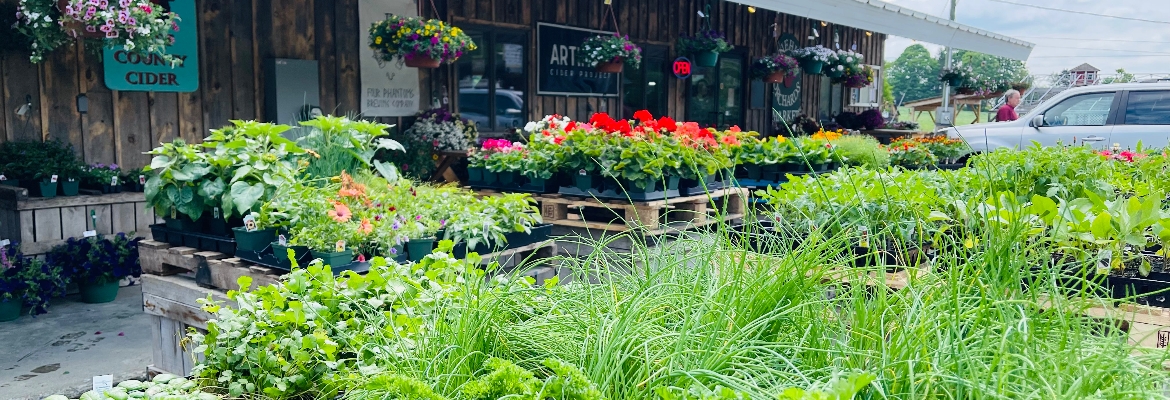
[536,23,620,97]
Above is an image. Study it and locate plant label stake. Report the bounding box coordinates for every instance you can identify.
[110,176,118,186]
[278,234,287,246]
[51,174,58,183]
[0,239,9,248]
[242,214,257,232]
[170,207,177,219]
[1097,249,1112,275]
[335,240,346,252]
[139,175,146,185]
[92,375,113,395]
[84,210,98,237]
[858,226,869,248]
[0,175,6,181]
[579,169,587,176]
[213,207,221,219]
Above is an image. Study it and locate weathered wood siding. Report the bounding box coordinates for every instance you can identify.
[0,0,882,165]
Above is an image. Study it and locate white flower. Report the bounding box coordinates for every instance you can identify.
[524,121,537,132]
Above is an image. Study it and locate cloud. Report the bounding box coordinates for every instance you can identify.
[880,0,1170,75]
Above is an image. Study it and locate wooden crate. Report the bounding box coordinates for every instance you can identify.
[537,187,748,234]
[142,273,231,377]
[0,185,158,255]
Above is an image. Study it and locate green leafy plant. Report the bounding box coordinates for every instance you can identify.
[580,34,642,68]
[1,242,67,315]
[298,115,404,181]
[201,120,307,219]
[144,139,212,220]
[677,30,732,55]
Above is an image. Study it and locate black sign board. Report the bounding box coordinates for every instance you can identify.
[772,33,803,121]
[536,23,620,97]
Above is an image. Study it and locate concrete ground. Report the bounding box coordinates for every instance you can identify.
[0,285,150,400]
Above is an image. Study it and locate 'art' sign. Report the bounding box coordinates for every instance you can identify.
[536,23,619,97]
[102,0,198,92]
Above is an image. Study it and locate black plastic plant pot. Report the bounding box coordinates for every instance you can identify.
[467,167,486,184]
[777,162,808,174]
[37,181,57,198]
[312,249,354,268]
[232,227,276,252]
[165,215,204,232]
[574,173,593,192]
[406,238,436,262]
[207,215,241,237]
[744,164,762,180]
[60,180,80,196]
[520,176,553,193]
[272,242,310,269]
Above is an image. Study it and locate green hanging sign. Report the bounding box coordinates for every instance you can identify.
[102,0,199,92]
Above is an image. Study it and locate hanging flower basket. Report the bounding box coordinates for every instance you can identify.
[750,53,799,84]
[789,45,835,76]
[596,59,625,73]
[404,53,441,68]
[368,14,477,67]
[581,34,641,72]
[55,0,182,65]
[678,30,731,68]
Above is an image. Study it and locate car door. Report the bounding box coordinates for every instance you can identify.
[1109,90,1170,150]
[1030,91,1119,149]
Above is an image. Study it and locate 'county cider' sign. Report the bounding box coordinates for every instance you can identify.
[103,0,198,92]
[536,23,619,97]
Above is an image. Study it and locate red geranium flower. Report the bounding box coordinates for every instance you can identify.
[633,109,653,122]
[657,116,678,132]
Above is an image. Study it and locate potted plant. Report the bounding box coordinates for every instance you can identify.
[34,164,59,198]
[678,29,732,67]
[827,50,864,82]
[122,167,148,192]
[483,140,524,187]
[84,163,123,194]
[751,53,800,84]
[466,147,493,185]
[289,222,357,269]
[887,141,939,169]
[1,242,67,321]
[47,234,140,304]
[144,139,212,232]
[520,143,561,193]
[12,0,73,63]
[368,15,477,68]
[580,33,642,73]
[388,108,477,181]
[788,45,835,75]
[404,217,442,263]
[232,212,277,253]
[841,66,875,89]
[939,63,977,88]
[857,109,885,131]
[54,0,182,66]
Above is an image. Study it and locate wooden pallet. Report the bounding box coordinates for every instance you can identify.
[536,187,748,234]
[139,240,283,291]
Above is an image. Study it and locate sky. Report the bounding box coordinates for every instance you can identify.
[880,0,1170,76]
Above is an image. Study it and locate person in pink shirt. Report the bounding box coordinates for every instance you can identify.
[995,89,1021,122]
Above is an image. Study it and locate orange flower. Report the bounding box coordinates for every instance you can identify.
[338,171,367,198]
[328,201,352,222]
[358,218,373,234]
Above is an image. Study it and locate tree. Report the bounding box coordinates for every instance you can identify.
[882,73,894,104]
[887,44,941,103]
[1102,68,1135,84]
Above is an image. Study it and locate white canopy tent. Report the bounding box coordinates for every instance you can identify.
[730,0,1034,60]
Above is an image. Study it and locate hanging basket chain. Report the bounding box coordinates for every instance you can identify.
[602,3,622,36]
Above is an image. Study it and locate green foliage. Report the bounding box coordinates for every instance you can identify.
[1,243,67,316]
[347,374,448,400]
[0,140,84,181]
[461,358,540,400]
[831,135,889,168]
[887,44,940,102]
[298,116,403,181]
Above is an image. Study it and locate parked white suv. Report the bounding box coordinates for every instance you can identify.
[942,83,1170,158]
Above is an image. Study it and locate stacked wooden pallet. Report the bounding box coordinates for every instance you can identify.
[537,187,749,235]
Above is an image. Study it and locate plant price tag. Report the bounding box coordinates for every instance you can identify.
[0,175,6,181]
[170,207,177,219]
[1097,249,1113,275]
[578,169,587,176]
[213,207,221,219]
[335,240,346,252]
[139,175,146,185]
[0,239,9,248]
[83,230,98,238]
[278,234,287,246]
[110,176,118,186]
[92,375,113,395]
[858,226,870,248]
[51,174,58,183]
[242,214,257,232]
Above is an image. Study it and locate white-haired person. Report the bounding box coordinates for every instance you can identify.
[994,89,1021,122]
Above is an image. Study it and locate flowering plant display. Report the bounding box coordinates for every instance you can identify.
[789,45,837,64]
[413,108,478,151]
[57,0,182,66]
[750,53,800,80]
[1,242,67,315]
[841,65,874,88]
[83,162,122,187]
[887,141,939,168]
[13,0,73,63]
[46,233,141,285]
[857,109,884,130]
[580,34,642,68]
[939,63,978,88]
[368,15,476,64]
[677,29,733,54]
[480,139,527,173]
[906,136,969,163]
[1099,149,1146,163]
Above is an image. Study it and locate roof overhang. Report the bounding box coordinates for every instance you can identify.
[730,0,1034,60]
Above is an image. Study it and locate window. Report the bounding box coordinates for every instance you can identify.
[1042,92,1115,126]
[686,53,743,128]
[818,76,844,123]
[622,45,668,119]
[456,30,528,131]
[1124,91,1170,125]
[849,65,882,107]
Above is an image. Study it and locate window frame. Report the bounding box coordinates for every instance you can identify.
[1039,91,1120,127]
[685,50,747,129]
[1120,90,1170,126]
[454,27,530,132]
[848,65,882,108]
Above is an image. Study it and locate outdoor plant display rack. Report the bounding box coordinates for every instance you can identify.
[0,185,159,255]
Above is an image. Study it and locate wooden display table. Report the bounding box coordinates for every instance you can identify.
[0,185,158,254]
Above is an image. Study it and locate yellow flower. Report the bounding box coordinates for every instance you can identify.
[442,37,449,43]
[375,36,382,44]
